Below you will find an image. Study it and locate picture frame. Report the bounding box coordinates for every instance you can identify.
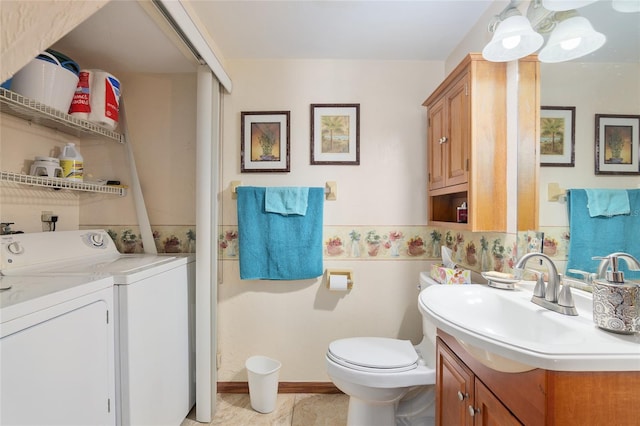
[595,114,640,175]
[310,103,360,165]
[241,111,290,173]
[540,106,575,167]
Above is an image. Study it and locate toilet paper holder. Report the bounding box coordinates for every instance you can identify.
[325,269,353,291]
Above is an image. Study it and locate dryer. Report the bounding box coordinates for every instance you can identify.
[1,230,195,426]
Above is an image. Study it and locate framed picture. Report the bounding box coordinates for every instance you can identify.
[310,103,360,165]
[241,111,290,173]
[595,114,640,175]
[540,106,575,167]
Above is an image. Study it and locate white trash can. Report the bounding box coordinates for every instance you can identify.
[245,355,282,413]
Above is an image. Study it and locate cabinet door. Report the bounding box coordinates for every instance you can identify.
[473,380,521,426]
[428,96,446,190]
[445,73,470,187]
[437,340,473,426]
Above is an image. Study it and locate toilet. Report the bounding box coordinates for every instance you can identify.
[326,272,440,426]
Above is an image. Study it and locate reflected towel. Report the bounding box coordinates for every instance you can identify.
[566,189,640,280]
[585,189,630,217]
[237,186,323,280]
[265,187,309,216]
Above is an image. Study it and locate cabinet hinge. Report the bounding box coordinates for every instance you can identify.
[466,159,470,171]
[108,398,111,413]
[106,310,109,324]
[465,83,468,96]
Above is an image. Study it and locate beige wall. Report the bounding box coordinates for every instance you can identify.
[217,59,444,382]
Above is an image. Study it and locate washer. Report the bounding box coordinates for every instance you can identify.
[0,268,116,425]
[1,230,195,426]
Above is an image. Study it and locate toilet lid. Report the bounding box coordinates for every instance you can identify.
[328,337,418,372]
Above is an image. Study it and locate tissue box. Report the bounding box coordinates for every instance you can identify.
[430,263,471,285]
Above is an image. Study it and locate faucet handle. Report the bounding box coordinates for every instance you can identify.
[527,269,546,298]
[558,275,575,308]
[567,269,596,284]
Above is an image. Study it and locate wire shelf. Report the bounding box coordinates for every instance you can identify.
[0,88,123,143]
[0,171,127,197]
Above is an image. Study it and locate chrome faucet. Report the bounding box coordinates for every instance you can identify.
[514,252,578,316]
[594,252,640,283]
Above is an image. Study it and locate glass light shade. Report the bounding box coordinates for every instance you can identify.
[612,0,640,13]
[538,16,606,63]
[482,15,544,62]
[542,0,598,11]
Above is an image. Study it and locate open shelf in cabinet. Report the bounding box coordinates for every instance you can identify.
[429,189,468,228]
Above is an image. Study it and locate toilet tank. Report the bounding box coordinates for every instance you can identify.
[417,271,440,367]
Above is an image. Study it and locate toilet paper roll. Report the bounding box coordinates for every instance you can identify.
[329,274,349,291]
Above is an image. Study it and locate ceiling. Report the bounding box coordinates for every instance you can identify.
[52,0,639,75]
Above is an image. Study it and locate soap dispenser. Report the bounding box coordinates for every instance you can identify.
[592,254,640,334]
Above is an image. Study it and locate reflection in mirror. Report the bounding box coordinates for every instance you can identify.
[532,1,640,277]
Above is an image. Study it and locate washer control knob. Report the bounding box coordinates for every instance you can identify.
[7,241,24,254]
[89,233,105,247]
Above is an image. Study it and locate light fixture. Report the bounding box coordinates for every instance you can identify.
[482,0,607,63]
[612,0,640,13]
[538,15,606,62]
[482,10,544,62]
[541,0,598,11]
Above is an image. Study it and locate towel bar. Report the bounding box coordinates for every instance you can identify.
[230,181,337,200]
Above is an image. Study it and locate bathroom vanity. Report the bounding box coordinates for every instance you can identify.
[436,331,640,425]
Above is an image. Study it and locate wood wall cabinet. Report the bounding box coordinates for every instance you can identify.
[436,331,640,426]
[423,53,539,231]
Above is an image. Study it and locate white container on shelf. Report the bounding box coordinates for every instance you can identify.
[59,143,84,181]
[11,51,79,113]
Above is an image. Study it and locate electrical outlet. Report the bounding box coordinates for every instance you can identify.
[41,211,53,222]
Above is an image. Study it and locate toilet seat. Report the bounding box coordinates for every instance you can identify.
[327,337,418,373]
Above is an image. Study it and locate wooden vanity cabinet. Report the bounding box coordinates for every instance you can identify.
[437,336,520,426]
[423,53,540,231]
[436,330,640,426]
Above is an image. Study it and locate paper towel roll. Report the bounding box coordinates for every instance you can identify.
[69,70,92,119]
[329,274,349,291]
[88,70,120,130]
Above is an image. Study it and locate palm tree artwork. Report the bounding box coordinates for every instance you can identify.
[251,122,280,161]
[321,115,350,153]
[540,117,564,155]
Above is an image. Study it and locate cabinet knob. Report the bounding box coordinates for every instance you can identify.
[457,391,468,401]
[439,136,448,144]
[468,405,480,417]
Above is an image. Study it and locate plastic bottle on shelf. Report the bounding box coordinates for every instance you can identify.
[59,143,84,181]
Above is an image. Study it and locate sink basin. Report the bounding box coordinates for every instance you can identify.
[419,282,640,372]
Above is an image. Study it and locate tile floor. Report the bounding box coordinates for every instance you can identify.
[181,393,349,426]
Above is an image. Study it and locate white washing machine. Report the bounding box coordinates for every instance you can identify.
[1,230,195,426]
[0,266,116,425]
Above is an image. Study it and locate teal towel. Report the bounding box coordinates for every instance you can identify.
[237,186,324,280]
[265,187,309,216]
[566,189,639,280]
[585,189,630,217]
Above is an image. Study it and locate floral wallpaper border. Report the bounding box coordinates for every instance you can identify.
[87,224,572,275]
[81,225,196,254]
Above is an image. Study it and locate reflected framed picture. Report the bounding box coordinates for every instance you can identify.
[595,114,640,175]
[310,103,360,165]
[241,111,290,173]
[540,106,575,167]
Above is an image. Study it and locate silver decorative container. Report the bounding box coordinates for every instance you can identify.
[592,279,640,334]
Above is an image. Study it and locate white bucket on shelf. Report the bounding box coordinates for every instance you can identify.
[245,355,281,414]
[11,51,79,113]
